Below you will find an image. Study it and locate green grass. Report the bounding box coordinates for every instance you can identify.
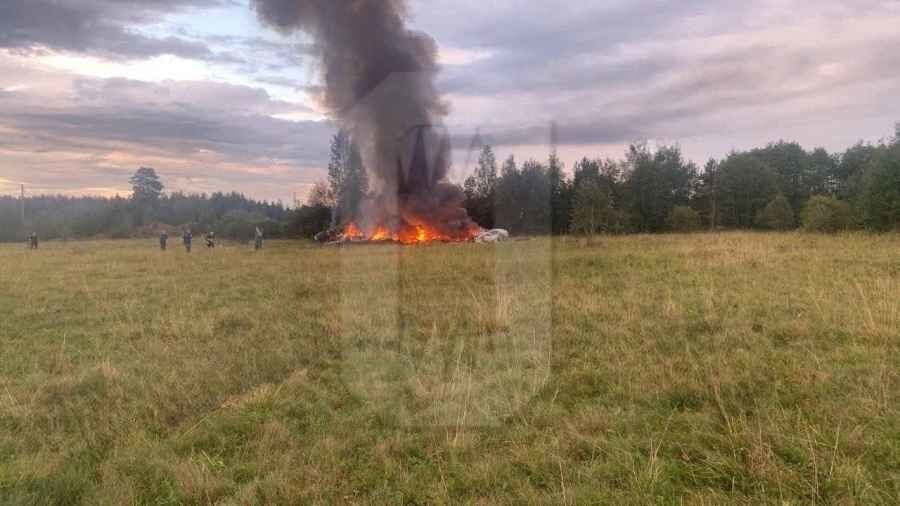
[0,233,898,504]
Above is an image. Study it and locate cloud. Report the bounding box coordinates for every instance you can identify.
[0,54,334,200]
[411,0,900,153]
[0,0,228,61]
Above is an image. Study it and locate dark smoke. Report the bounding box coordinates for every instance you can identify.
[252,0,480,238]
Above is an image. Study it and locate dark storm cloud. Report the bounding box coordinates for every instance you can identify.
[0,72,332,166]
[426,0,747,92]
[7,108,329,164]
[413,0,900,149]
[190,33,316,72]
[0,0,227,60]
[425,0,744,99]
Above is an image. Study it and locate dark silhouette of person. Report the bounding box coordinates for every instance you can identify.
[254,227,264,250]
[160,231,168,251]
[183,229,192,253]
[205,231,216,249]
[29,233,38,250]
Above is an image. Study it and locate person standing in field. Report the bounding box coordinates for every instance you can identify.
[254,226,264,251]
[29,232,38,250]
[205,231,216,249]
[183,229,192,253]
[160,231,168,251]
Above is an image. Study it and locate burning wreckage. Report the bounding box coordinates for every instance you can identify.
[316,224,509,246]
[313,127,509,246]
[252,0,506,246]
[316,226,509,246]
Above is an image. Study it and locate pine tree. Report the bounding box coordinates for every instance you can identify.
[475,145,498,199]
[327,130,349,208]
[129,167,164,226]
[327,130,369,226]
[547,150,571,234]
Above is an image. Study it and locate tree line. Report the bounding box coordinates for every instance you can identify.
[317,124,900,236]
[463,124,899,235]
[1,168,291,243]
[307,124,900,234]
[4,124,898,243]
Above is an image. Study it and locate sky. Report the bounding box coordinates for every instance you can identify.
[1,0,899,203]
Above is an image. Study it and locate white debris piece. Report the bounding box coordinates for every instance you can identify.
[475,228,510,243]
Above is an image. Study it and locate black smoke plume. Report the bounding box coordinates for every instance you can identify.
[252,0,480,239]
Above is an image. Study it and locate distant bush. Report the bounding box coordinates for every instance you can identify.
[570,181,620,236]
[755,194,795,230]
[859,144,900,231]
[667,206,701,232]
[802,196,853,232]
[287,205,333,238]
[218,209,270,240]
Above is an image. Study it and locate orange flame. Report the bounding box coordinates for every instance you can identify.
[344,223,363,238]
[342,222,480,244]
[370,227,391,241]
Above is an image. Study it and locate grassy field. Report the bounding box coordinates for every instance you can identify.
[0,233,898,505]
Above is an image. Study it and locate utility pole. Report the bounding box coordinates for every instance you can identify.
[20,184,25,227]
[710,172,717,232]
